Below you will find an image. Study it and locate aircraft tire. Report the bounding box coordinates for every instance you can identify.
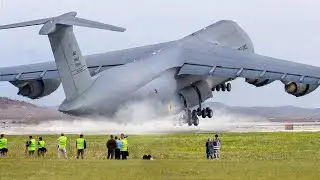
[215,86,220,91]
[207,109,213,118]
[197,108,202,116]
[193,116,199,126]
[221,84,226,91]
[192,110,197,117]
[226,83,232,92]
[201,109,207,118]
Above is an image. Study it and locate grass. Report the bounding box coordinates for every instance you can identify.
[1,132,320,180]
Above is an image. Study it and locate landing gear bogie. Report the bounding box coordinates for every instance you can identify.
[212,83,232,92]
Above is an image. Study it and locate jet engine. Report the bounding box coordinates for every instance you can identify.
[178,80,212,108]
[10,79,61,99]
[284,82,319,97]
[245,78,274,87]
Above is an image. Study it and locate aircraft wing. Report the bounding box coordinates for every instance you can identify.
[178,45,320,85]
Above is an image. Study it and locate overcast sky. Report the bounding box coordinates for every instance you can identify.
[0,0,320,108]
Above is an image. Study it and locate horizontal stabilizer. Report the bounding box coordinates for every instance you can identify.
[0,12,126,35]
[0,18,51,30]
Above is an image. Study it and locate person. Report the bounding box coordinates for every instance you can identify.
[37,137,47,156]
[0,134,8,156]
[205,138,214,159]
[106,135,116,159]
[120,134,129,160]
[57,133,67,159]
[76,134,86,159]
[114,136,122,160]
[27,136,36,156]
[213,134,221,159]
[205,138,210,159]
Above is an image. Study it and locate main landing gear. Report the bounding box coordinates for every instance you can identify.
[179,107,214,127]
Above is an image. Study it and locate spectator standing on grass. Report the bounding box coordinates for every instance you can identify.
[115,136,122,160]
[120,134,129,160]
[57,133,67,159]
[205,138,214,159]
[0,134,8,156]
[27,136,36,156]
[213,134,221,159]
[76,134,86,159]
[37,137,47,156]
[106,135,116,159]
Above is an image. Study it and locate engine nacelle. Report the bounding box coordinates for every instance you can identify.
[284,82,319,97]
[11,79,61,99]
[178,80,212,108]
[245,78,274,87]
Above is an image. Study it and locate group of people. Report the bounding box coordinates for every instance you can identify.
[205,134,221,159]
[106,134,129,160]
[0,133,129,160]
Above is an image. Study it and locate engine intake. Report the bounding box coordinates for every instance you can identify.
[284,82,319,97]
[245,78,274,87]
[11,79,61,99]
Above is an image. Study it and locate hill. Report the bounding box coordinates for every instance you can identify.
[0,97,72,123]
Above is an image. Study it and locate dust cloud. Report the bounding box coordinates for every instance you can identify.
[1,100,271,135]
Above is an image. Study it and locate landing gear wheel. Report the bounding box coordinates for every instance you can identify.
[197,108,202,116]
[215,86,220,91]
[187,110,192,126]
[207,109,213,118]
[221,84,226,91]
[226,83,232,92]
[193,116,199,126]
[201,109,207,118]
[192,110,197,117]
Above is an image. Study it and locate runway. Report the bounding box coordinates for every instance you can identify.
[1,117,320,135]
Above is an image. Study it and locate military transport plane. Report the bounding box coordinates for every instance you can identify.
[0,12,320,126]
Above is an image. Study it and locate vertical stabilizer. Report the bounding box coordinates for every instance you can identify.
[48,25,92,100]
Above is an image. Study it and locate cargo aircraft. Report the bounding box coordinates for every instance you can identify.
[1,12,320,126]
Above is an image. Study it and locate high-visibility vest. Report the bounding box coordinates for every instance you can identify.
[0,138,7,149]
[76,138,85,150]
[120,138,128,151]
[28,139,36,151]
[58,136,67,148]
[38,140,46,148]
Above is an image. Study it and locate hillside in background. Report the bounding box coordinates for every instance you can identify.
[0,97,73,123]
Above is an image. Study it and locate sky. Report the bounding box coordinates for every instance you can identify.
[0,0,320,108]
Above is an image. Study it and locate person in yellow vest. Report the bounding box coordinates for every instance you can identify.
[57,133,67,159]
[0,134,8,156]
[120,134,129,160]
[76,134,86,159]
[27,136,36,156]
[37,137,47,156]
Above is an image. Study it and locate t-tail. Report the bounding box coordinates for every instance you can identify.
[0,12,126,101]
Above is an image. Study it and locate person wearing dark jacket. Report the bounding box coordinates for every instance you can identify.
[106,135,116,159]
[205,138,214,159]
